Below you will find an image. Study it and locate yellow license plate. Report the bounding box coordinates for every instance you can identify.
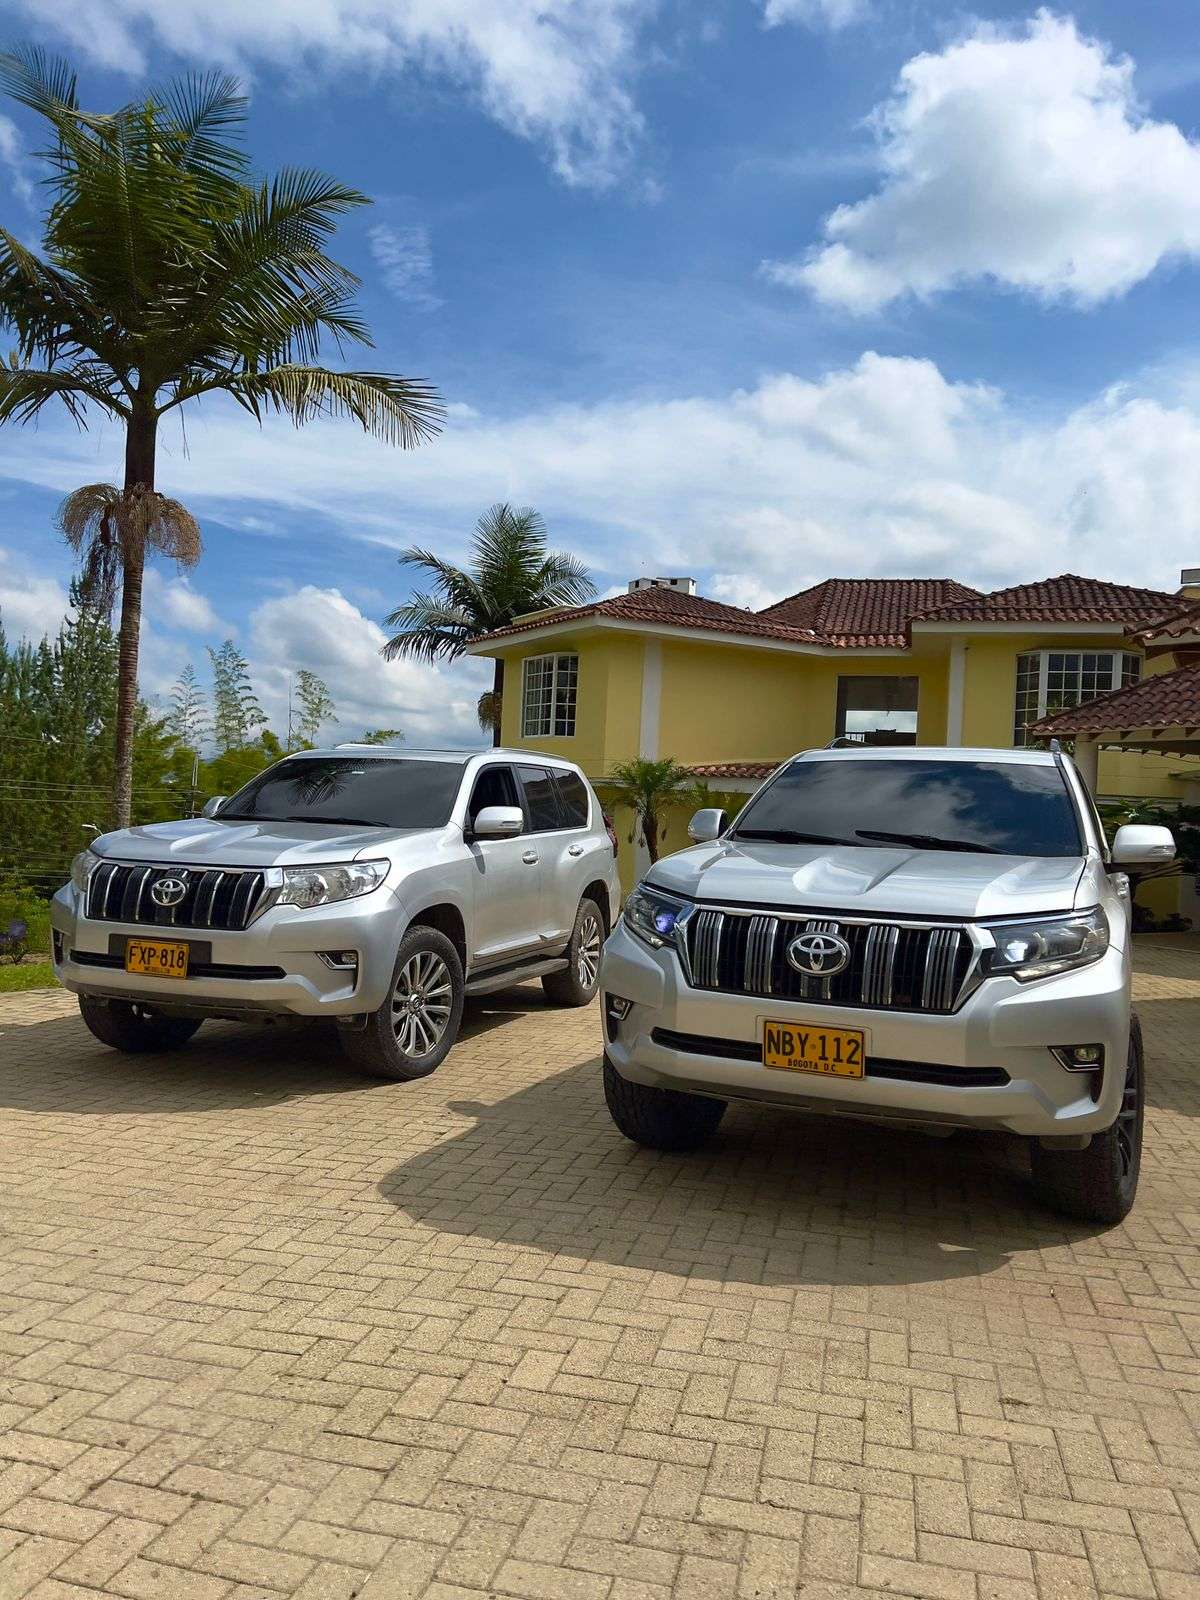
[763,1021,865,1077]
[124,939,189,980]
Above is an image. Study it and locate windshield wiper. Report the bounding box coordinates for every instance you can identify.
[279,815,380,827]
[855,829,1002,854]
[733,827,859,846]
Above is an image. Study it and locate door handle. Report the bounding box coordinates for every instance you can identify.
[522,850,539,864]
[567,844,584,857]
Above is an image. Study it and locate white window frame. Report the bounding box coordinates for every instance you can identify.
[521,653,579,739]
[1013,649,1142,746]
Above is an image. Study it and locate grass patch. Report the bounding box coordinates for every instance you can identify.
[0,962,57,992]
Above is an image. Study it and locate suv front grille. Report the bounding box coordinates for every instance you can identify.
[85,862,267,932]
[683,909,975,1014]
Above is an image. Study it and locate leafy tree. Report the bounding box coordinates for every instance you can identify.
[203,729,284,800]
[381,504,594,744]
[603,757,699,863]
[209,640,264,753]
[0,49,443,827]
[168,662,209,750]
[294,668,336,747]
[360,727,403,745]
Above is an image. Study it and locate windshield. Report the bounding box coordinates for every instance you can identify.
[220,757,467,829]
[731,759,1082,857]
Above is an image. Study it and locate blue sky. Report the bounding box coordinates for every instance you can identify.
[0,0,1199,745]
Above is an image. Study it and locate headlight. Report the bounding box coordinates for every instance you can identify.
[70,848,101,892]
[624,882,693,948]
[276,859,388,910]
[984,906,1109,982]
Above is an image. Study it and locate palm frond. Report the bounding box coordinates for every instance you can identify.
[223,365,443,447]
[380,591,475,662]
[56,481,202,605]
[0,364,125,425]
[160,72,248,177]
[0,46,78,121]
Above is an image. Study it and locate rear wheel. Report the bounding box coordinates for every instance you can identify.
[543,897,604,1007]
[1030,1016,1143,1224]
[340,926,464,1081]
[603,1054,726,1151]
[79,997,202,1054]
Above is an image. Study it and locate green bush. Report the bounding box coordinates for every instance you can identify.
[0,877,53,960]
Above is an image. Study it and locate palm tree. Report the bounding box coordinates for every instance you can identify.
[605,757,699,863]
[382,503,594,744]
[0,50,442,826]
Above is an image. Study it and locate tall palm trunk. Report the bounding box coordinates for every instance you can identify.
[113,406,155,828]
[492,657,504,748]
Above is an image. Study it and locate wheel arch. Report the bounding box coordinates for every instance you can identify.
[582,879,613,933]
[405,902,467,972]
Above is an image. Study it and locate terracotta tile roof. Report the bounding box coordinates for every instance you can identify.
[913,574,1178,627]
[1031,661,1200,736]
[685,761,783,780]
[476,583,822,646]
[1129,597,1200,644]
[758,578,980,648]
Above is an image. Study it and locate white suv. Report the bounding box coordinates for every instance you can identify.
[52,748,621,1081]
[600,745,1175,1223]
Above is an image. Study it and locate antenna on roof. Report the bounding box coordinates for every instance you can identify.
[1049,738,1062,754]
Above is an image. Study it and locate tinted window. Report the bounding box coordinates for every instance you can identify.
[732,759,1082,858]
[519,765,565,831]
[468,765,520,825]
[222,757,465,830]
[555,770,590,827]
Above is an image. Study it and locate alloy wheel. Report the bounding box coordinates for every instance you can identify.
[577,912,602,989]
[391,949,453,1057]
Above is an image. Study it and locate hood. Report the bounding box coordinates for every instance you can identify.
[646,839,1088,921]
[93,817,431,868]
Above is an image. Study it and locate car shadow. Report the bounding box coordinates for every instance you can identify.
[0,984,548,1116]
[377,1055,1106,1290]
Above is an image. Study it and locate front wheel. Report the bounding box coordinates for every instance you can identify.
[79,997,202,1054]
[603,1054,726,1151]
[340,926,464,1081]
[542,897,605,1007]
[1030,1016,1143,1224]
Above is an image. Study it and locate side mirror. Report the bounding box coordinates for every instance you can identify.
[1111,823,1175,867]
[471,805,524,840]
[201,796,227,819]
[688,807,727,844]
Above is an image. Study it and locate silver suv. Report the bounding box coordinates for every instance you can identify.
[52,748,621,1081]
[600,746,1175,1223]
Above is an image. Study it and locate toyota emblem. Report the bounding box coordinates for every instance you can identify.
[150,875,187,909]
[787,930,851,977]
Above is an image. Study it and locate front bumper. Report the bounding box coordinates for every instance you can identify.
[600,920,1132,1138]
[51,881,405,1019]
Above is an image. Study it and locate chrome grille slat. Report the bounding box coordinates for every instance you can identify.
[685,909,973,1013]
[83,864,263,932]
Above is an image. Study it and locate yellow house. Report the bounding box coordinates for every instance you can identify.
[469,570,1200,892]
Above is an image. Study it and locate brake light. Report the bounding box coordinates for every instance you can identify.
[602,810,619,855]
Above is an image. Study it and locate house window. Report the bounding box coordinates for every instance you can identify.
[835,676,919,746]
[1013,650,1142,746]
[521,654,578,738]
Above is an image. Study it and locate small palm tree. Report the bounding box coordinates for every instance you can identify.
[382,503,594,744]
[606,757,698,863]
[0,49,442,825]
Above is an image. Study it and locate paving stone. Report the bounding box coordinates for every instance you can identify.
[0,939,1199,1600]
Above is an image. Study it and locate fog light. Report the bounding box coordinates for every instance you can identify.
[604,993,632,1044]
[319,950,359,970]
[1050,1044,1104,1071]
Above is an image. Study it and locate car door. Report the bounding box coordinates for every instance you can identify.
[516,763,578,948]
[465,763,543,967]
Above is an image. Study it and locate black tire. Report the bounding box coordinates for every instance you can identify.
[1030,1016,1144,1225]
[543,897,605,1007]
[340,926,464,1081]
[603,1053,726,1151]
[79,996,202,1054]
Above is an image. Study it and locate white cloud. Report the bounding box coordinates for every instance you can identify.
[0,114,33,204]
[766,10,1200,312]
[19,0,654,188]
[761,0,867,29]
[368,221,441,310]
[248,585,488,746]
[3,350,1200,613]
[142,569,224,635]
[0,547,70,642]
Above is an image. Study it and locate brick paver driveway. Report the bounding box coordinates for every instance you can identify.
[1,938,1199,1600]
